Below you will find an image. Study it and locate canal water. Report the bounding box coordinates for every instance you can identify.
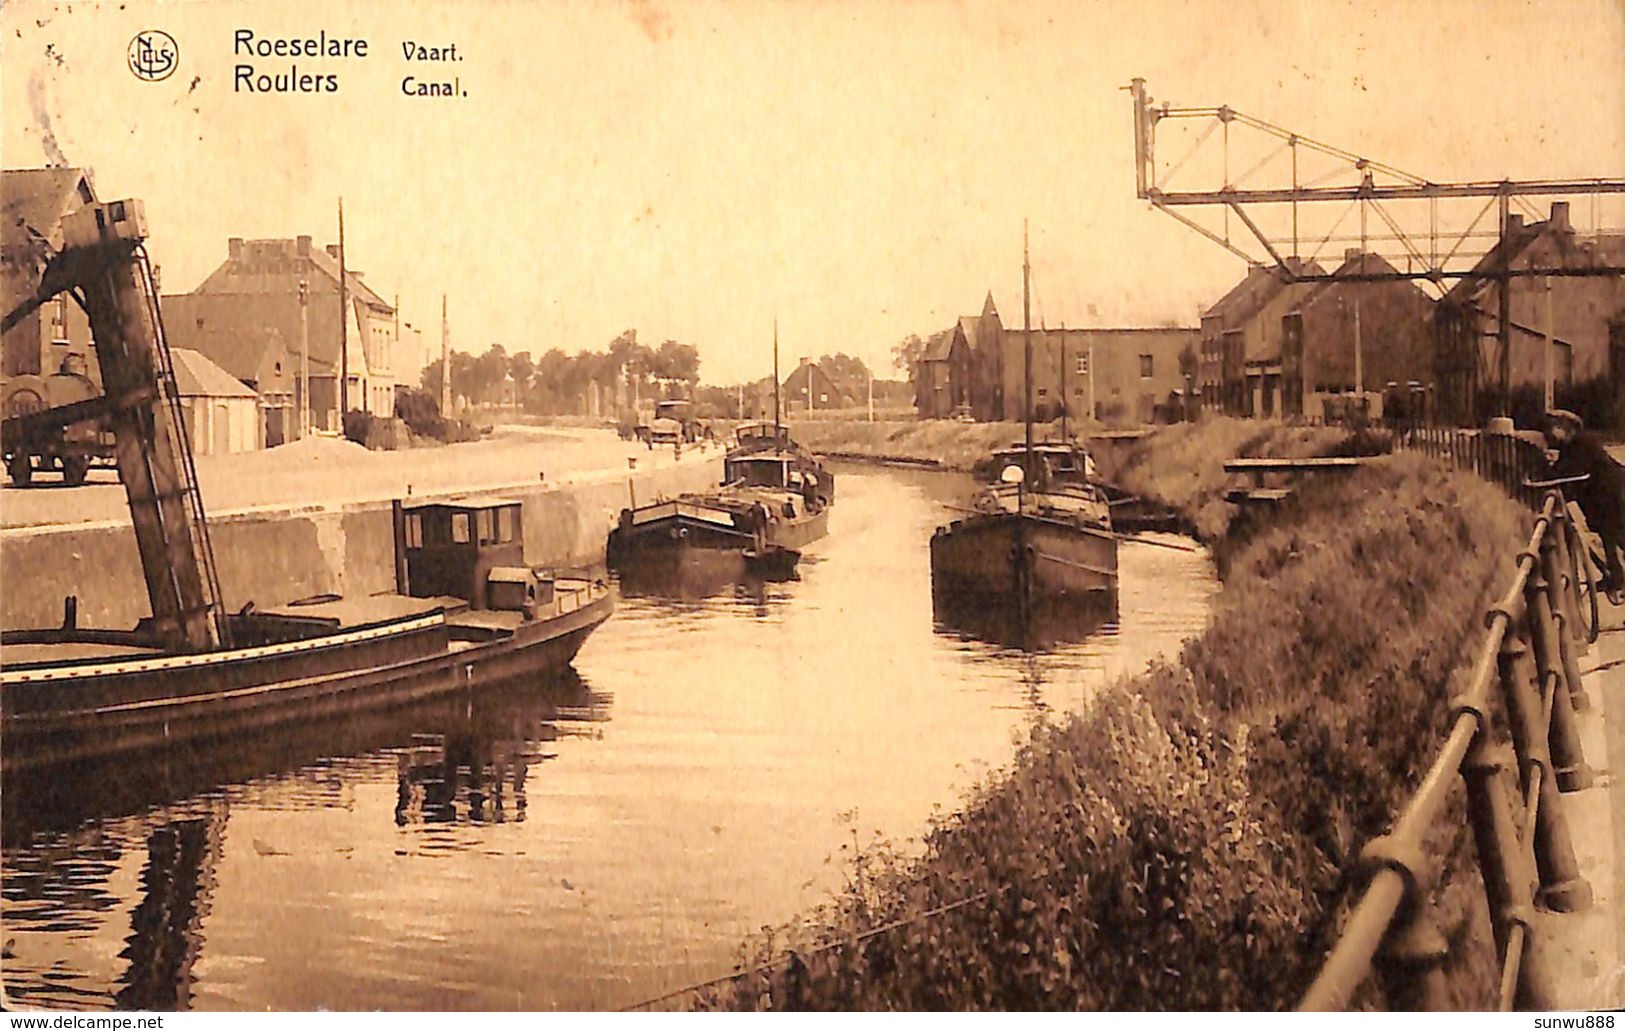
[1,466,1217,1011]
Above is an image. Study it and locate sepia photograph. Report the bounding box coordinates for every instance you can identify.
[1,0,1622,1017]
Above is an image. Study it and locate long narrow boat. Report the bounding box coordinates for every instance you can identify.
[1,495,612,772]
[929,224,1119,627]
[931,445,1119,613]
[605,422,834,581]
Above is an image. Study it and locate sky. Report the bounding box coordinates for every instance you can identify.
[4,0,1623,384]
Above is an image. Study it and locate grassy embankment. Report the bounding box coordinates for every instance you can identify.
[693,419,1529,1010]
[783,418,1066,470]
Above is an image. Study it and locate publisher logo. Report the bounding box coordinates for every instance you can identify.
[128,30,178,82]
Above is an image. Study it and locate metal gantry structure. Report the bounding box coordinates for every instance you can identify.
[2,201,226,651]
[1127,78,1625,411]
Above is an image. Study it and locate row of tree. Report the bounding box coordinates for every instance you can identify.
[420,333,897,418]
[420,331,702,416]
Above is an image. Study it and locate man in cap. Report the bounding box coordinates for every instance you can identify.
[1546,409,1625,605]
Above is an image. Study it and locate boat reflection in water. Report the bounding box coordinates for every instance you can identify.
[610,548,788,606]
[1,670,610,1011]
[931,587,1118,652]
[5,671,610,847]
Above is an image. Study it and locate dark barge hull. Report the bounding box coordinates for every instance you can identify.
[607,506,828,573]
[930,511,1119,614]
[0,593,613,773]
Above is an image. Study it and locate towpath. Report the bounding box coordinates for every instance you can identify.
[1,426,711,532]
[1540,600,1625,1008]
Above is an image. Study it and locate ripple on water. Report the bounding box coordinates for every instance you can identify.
[2,467,1216,1011]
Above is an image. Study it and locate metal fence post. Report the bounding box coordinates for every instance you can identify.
[1495,620,1593,914]
[1526,551,1594,793]
[1461,735,1554,1009]
[1372,903,1452,1010]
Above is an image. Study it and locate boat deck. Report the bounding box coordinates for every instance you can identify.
[1,641,164,664]
[259,593,464,628]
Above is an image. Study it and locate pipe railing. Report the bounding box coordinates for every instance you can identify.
[1299,490,1596,1010]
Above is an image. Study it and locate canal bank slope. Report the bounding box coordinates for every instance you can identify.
[694,426,1543,1011]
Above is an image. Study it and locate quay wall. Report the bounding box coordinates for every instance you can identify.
[2,459,715,631]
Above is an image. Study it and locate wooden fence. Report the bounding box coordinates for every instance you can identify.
[1394,426,1552,508]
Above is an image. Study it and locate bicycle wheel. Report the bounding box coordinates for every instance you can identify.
[1565,517,1601,644]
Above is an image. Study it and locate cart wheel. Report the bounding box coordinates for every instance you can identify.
[6,453,31,486]
[61,455,89,487]
[1566,518,1600,645]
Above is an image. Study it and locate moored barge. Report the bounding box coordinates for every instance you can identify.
[2,496,612,772]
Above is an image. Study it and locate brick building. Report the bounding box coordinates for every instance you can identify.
[1435,202,1625,426]
[1,168,99,385]
[163,236,399,439]
[1001,327,1198,424]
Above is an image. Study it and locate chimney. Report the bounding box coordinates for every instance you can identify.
[296,234,312,257]
[1344,247,1364,264]
[228,237,243,259]
[799,356,811,367]
[1507,214,1524,235]
[1549,201,1570,232]
[326,244,340,259]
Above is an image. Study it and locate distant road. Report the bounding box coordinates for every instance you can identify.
[1,425,716,531]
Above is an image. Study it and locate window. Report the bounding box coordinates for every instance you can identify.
[50,298,68,344]
[1139,354,1154,378]
[497,507,516,544]
[405,513,423,548]
[477,508,495,545]
[1037,388,1048,398]
[1076,355,1088,375]
[451,512,471,544]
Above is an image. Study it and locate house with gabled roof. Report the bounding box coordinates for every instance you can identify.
[1435,202,1625,426]
[171,348,263,455]
[958,292,1004,420]
[163,235,401,437]
[1284,250,1436,420]
[1198,257,1323,415]
[914,324,970,419]
[783,357,852,412]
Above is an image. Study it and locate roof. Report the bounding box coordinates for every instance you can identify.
[921,325,963,362]
[1441,210,1612,305]
[1298,251,1428,310]
[1202,258,1324,323]
[1442,223,1546,305]
[1,167,96,253]
[305,244,393,312]
[197,237,394,313]
[170,348,258,398]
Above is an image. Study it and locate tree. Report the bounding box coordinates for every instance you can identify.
[817,352,871,402]
[650,339,701,396]
[509,352,535,396]
[892,334,926,383]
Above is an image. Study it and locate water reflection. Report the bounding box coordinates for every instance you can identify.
[2,468,1215,1011]
[3,672,608,847]
[614,560,777,607]
[115,815,221,1011]
[932,590,1119,653]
